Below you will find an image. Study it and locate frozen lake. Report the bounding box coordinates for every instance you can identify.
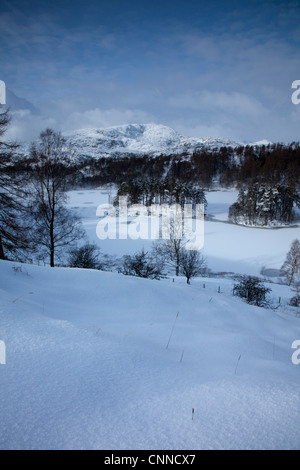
[66,187,300,277]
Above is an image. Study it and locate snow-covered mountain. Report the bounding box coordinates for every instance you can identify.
[63,123,242,160]
[16,122,272,161]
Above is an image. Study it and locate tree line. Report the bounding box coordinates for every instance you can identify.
[12,137,300,191]
[75,142,299,189]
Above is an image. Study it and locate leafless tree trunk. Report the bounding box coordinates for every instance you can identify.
[29,128,84,267]
[180,249,206,284]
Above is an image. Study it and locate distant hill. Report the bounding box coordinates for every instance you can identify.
[15,122,274,162]
[62,123,243,160]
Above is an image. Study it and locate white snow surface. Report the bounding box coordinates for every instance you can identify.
[1,188,300,450]
[248,139,273,146]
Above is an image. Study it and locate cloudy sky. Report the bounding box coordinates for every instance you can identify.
[1,0,300,143]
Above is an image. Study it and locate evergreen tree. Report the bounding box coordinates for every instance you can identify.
[0,110,30,260]
[229,183,299,226]
[233,275,271,307]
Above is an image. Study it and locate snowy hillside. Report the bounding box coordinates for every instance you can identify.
[1,187,299,450]
[0,187,300,450]
[0,259,299,450]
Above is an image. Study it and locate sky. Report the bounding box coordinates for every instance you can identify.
[0,0,300,144]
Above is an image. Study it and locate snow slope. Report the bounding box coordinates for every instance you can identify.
[0,259,299,450]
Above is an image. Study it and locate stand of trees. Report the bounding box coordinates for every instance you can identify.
[229,182,299,226]
[115,178,207,208]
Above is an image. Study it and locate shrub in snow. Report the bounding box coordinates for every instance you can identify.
[233,275,271,307]
[121,249,164,280]
[68,243,103,270]
[290,294,300,308]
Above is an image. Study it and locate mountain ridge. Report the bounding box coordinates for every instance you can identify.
[62,123,271,160]
[16,122,273,161]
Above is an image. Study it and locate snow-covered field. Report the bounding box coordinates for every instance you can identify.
[0,188,299,450]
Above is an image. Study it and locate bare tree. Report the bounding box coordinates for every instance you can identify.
[29,128,84,267]
[154,210,186,276]
[180,249,206,284]
[281,239,300,286]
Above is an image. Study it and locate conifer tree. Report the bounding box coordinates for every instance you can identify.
[0,109,30,260]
